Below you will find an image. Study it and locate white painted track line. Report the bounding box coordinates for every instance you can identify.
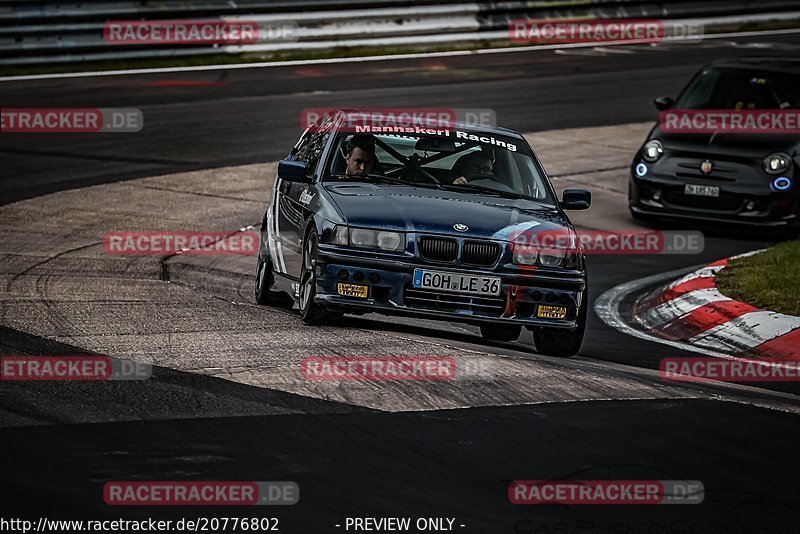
[2,27,800,82]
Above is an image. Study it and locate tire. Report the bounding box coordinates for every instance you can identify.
[479,323,522,342]
[531,294,587,357]
[298,229,340,324]
[255,251,293,308]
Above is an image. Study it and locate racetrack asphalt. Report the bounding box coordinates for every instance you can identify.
[1,32,799,532]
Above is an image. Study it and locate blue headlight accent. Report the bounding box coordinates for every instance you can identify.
[635,163,649,178]
[771,176,792,192]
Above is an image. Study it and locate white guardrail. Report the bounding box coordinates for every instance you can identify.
[2,0,800,66]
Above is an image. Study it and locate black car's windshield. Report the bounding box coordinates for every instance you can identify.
[675,67,800,110]
[325,130,555,204]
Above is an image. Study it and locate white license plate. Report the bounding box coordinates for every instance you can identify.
[413,269,501,296]
[684,184,720,197]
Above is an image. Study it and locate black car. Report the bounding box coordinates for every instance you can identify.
[255,110,592,356]
[629,57,800,229]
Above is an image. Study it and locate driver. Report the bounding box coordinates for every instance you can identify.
[452,154,493,185]
[345,134,377,177]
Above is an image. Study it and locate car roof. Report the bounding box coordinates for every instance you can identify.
[326,109,525,140]
[705,56,800,74]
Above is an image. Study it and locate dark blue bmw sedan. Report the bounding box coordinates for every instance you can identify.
[255,110,591,356]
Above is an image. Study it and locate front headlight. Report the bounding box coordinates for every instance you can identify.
[513,245,574,268]
[349,228,405,252]
[641,140,663,163]
[563,249,582,270]
[329,225,349,245]
[377,231,402,251]
[513,246,538,265]
[511,230,579,269]
[350,228,376,247]
[763,152,792,175]
[538,248,566,267]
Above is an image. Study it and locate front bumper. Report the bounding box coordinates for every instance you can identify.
[314,245,586,329]
[629,170,800,228]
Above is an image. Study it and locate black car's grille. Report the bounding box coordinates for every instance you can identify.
[675,162,737,182]
[419,237,458,263]
[405,287,505,316]
[462,240,501,267]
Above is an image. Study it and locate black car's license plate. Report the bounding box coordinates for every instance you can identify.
[413,269,501,296]
[684,184,720,197]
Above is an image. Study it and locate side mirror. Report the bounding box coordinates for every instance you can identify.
[278,160,310,183]
[561,189,591,210]
[654,96,674,111]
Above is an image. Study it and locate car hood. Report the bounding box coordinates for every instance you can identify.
[323,183,570,240]
[654,126,799,156]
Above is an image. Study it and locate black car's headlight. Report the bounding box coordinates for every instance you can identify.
[641,139,664,163]
[332,226,405,252]
[763,152,792,175]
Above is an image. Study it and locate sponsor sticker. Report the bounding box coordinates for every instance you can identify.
[337,283,369,298]
[537,305,567,319]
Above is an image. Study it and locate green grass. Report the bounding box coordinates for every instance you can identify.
[716,240,800,316]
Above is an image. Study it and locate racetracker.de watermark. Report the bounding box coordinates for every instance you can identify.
[508,480,704,505]
[661,110,800,134]
[508,19,703,45]
[301,356,458,381]
[1,108,142,133]
[508,228,704,255]
[104,231,258,256]
[301,108,497,133]
[104,481,298,506]
[0,356,151,381]
[660,357,800,383]
[103,20,298,45]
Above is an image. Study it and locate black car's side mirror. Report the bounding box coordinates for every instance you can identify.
[561,189,591,210]
[654,96,674,111]
[278,160,310,183]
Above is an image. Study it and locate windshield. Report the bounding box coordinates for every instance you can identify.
[675,67,800,110]
[325,130,555,204]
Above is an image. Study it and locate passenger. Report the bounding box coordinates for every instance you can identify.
[453,154,494,185]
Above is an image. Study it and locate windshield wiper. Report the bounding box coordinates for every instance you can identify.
[330,174,411,185]
[438,183,528,200]
[330,174,443,189]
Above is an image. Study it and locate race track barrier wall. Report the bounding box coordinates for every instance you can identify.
[3,0,800,66]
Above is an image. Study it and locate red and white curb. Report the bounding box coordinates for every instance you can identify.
[631,252,800,360]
